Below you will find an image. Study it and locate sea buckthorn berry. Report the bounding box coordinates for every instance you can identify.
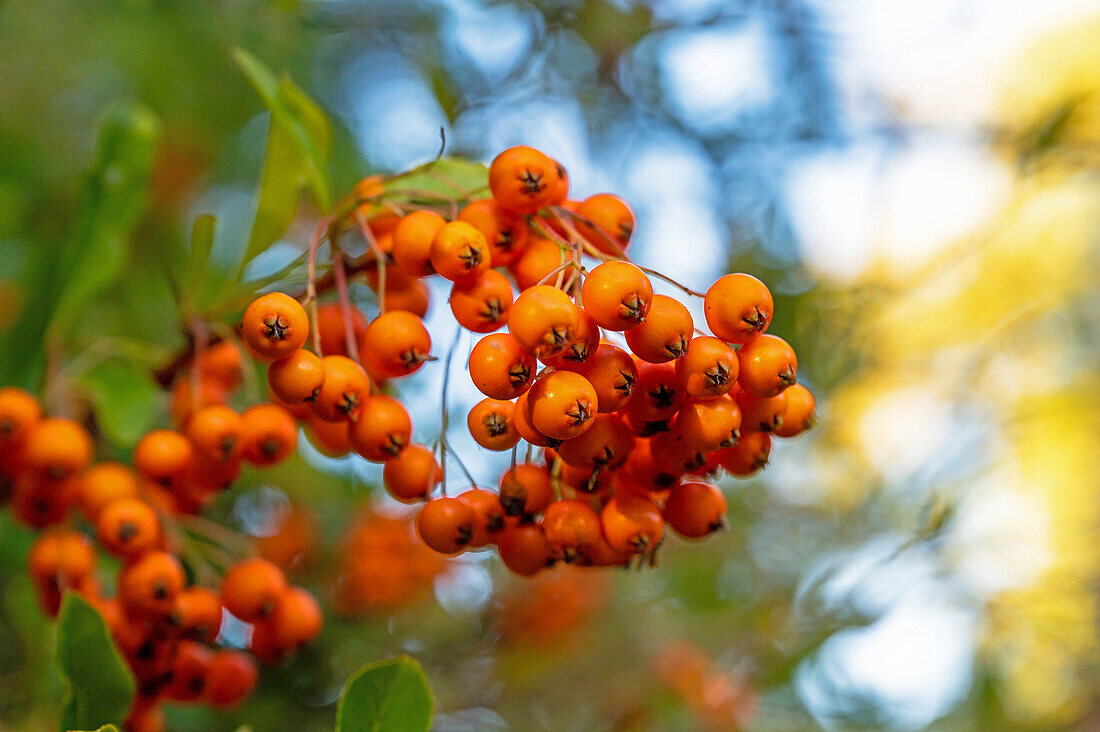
[497,523,554,576]
[468,333,535,400]
[704,273,773,344]
[393,210,447,276]
[542,500,601,560]
[185,405,244,463]
[467,398,520,452]
[512,391,560,449]
[416,497,477,554]
[676,336,738,399]
[508,285,581,359]
[75,462,139,521]
[196,341,244,390]
[118,551,186,617]
[581,261,653,331]
[316,303,368,357]
[601,495,664,555]
[541,310,600,370]
[96,498,160,559]
[28,528,95,587]
[489,146,563,215]
[0,386,40,451]
[134,430,194,485]
[735,387,788,434]
[569,343,637,413]
[170,376,229,427]
[221,558,287,622]
[526,371,598,440]
[240,403,298,465]
[429,220,490,283]
[242,292,309,361]
[23,418,93,480]
[171,587,223,643]
[508,235,563,291]
[716,431,772,476]
[774,383,815,438]
[664,482,727,538]
[382,280,431,317]
[458,488,506,547]
[458,198,529,267]
[312,355,371,422]
[305,413,353,457]
[269,586,323,648]
[625,294,693,363]
[383,444,442,503]
[450,268,514,333]
[359,311,432,379]
[675,394,742,452]
[737,334,797,398]
[621,361,683,433]
[557,414,635,471]
[350,395,412,462]
[205,650,258,708]
[499,463,554,517]
[575,193,634,256]
[166,641,213,703]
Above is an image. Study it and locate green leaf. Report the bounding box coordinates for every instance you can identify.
[56,594,136,732]
[187,214,217,292]
[81,359,161,448]
[383,158,487,201]
[233,48,333,267]
[335,656,433,732]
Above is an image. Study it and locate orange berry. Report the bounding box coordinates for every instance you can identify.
[171,586,223,643]
[467,398,520,452]
[575,193,634,256]
[526,370,598,440]
[557,413,635,471]
[28,527,95,587]
[10,472,73,528]
[205,649,258,708]
[134,430,194,486]
[542,500,601,560]
[185,405,244,463]
[489,146,563,215]
[499,463,554,517]
[570,343,637,413]
[737,334,797,398]
[625,294,692,363]
[359,311,432,379]
[392,210,447,276]
[622,438,680,494]
[269,586,323,648]
[166,641,213,702]
[540,310,600,370]
[497,523,554,576]
[221,558,287,622]
[676,336,738,400]
[457,488,506,547]
[0,386,41,451]
[240,403,298,465]
[620,361,683,433]
[312,355,371,421]
[383,444,442,503]
[508,285,581,359]
[23,418,93,480]
[75,462,140,521]
[512,390,559,448]
[304,413,353,457]
[508,234,563,290]
[581,261,652,331]
[664,482,727,538]
[96,498,160,559]
[735,387,788,434]
[649,427,708,477]
[241,292,309,361]
[196,341,244,390]
[450,268,514,333]
[126,697,166,732]
[601,495,664,555]
[703,273,773,344]
[350,395,411,462]
[170,376,229,427]
[118,551,186,617]
[429,220,490,283]
[382,280,431,317]
[458,198,529,267]
[468,333,535,400]
[774,383,815,438]
[316,303,369,357]
[714,431,771,476]
[416,497,476,554]
[675,394,742,452]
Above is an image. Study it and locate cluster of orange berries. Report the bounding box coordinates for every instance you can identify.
[242,145,815,577]
[0,362,322,730]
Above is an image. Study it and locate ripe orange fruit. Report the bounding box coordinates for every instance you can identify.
[581,261,652,331]
[734,387,788,434]
[166,640,213,702]
[416,497,476,554]
[675,394,742,452]
[575,193,634,256]
[383,444,442,503]
[489,146,563,215]
[134,430,194,486]
[96,498,160,559]
[570,343,637,413]
[204,650,258,708]
[458,198,529,267]
[601,495,664,555]
[508,234,563,291]
[196,341,245,389]
[312,355,371,421]
[75,462,140,521]
[457,488,507,547]
[242,292,310,361]
[23,418,93,480]
[526,370,598,440]
[359,311,432,378]
[316,303,368,357]
[184,405,244,463]
[429,220,490,283]
[449,268,514,333]
[349,395,411,462]
[0,386,41,451]
[498,463,554,517]
[171,586,223,643]
[703,273,773,344]
[676,336,737,399]
[620,361,683,433]
[663,482,727,538]
[118,551,186,617]
[774,383,815,438]
[497,523,554,576]
[468,333,535,400]
[269,586,323,648]
[507,285,580,359]
[542,500,601,561]
[737,333,797,398]
[220,558,287,622]
[557,413,635,471]
[714,432,771,476]
[392,210,447,276]
[540,310,600,370]
[240,403,298,465]
[304,413,352,457]
[467,398,520,452]
[625,294,693,363]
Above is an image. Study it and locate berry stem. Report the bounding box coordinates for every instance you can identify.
[353,211,388,314]
[331,247,360,363]
[305,217,330,355]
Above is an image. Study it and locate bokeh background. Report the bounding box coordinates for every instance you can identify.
[3,0,1100,729]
